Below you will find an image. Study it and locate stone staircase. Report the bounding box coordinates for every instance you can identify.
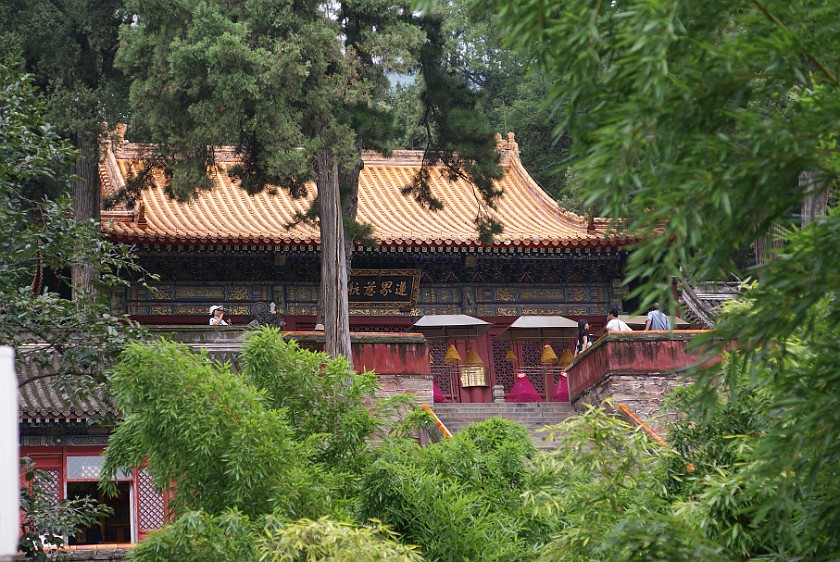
[429,402,576,447]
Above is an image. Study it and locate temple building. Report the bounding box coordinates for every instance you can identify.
[99,131,636,403]
[17,133,642,549]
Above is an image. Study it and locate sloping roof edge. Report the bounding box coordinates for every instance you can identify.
[99,133,638,250]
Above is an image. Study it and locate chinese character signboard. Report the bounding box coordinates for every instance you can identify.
[348,269,420,309]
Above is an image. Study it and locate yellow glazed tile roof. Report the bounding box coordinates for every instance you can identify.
[99,134,634,249]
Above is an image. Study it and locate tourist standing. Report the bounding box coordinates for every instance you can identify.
[644,304,671,331]
[606,308,632,332]
[574,319,591,357]
[209,305,229,326]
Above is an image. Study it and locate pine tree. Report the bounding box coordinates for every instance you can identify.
[116,0,503,364]
[0,0,132,296]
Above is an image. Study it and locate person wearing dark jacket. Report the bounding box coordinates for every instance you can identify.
[575,319,591,357]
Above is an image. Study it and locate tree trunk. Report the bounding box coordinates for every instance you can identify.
[800,170,830,226]
[317,149,353,367]
[341,143,363,277]
[71,133,100,299]
[316,143,363,326]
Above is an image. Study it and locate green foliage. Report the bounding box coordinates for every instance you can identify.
[103,338,336,520]
[19,458,113,562]
[0,0,131,142]
[358,418,543,561]
[386,0,583,211]
[241,328,401,475]
[387,83,430,151]
[528,405,675,561]
[0,62,149,406]
[117,0,503,227]
[476,0,840,557]
[434,0,582,211]
[600,515,730,562]
[665,356,767,483]
[258,517,423,562]
[400,13,505,244]
[128,510,261,562]
[105,330,435,562]
[117,0,323,197]
[130,512,421,562]
[483,0,840,313]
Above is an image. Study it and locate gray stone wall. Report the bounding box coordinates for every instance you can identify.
[376,374,432,403]
[573,372,689,431]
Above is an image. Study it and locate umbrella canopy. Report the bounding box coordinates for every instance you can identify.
[618,314,690,329]
[495,315,579,341]
[412,314,492,339]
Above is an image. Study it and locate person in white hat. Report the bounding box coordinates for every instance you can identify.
[209,305,228,326]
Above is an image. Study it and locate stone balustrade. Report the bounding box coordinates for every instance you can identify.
[566,331,716,428]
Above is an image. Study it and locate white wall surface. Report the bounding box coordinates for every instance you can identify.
[0,346,18,556]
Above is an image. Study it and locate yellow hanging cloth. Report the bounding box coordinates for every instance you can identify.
[505,348,517,362]
[541,343,559,364]
[465,348,484,367]
[444,343,462,365]
[559,348,574,370]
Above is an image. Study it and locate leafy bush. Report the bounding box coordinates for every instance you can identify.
[358,418,544,562]
[128,510,260,562]
[131,511,421,562]
[240,329,382,474]
[258,517,423,562]
[527,405,675,562]
[104,338,337,520]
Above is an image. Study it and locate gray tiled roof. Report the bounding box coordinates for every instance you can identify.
[16,354,116,421]
[18,375,115,420]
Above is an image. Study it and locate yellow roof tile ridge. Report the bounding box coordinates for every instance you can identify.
[99,145,125,201]
[434,170,487,240]
[361,149,425,167]
[215,167,255,241]
[101,141,635,248]
[386,166,445,242]
[258,177,315,242]
[114,142,158,161]
[355,169,389,242]
[202,177,234,240]
[500,169,569,242]
[146,179,184,240]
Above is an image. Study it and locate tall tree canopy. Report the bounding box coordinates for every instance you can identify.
[116,0,502,363]
[0,0,132,294]
[0,63,146,405]
[434,0,581,210]
[476,0,840,557]
[482,0,839,304]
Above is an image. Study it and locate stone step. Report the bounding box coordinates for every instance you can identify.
[427,403,576,448]
[432,404,574,413]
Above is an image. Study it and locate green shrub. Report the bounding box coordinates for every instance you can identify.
[104,338,338,520]
[358,418,543,562]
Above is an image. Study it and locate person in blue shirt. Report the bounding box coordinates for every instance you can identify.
[645,304,671,331]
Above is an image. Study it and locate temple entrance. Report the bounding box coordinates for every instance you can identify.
[67,481,133,544]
